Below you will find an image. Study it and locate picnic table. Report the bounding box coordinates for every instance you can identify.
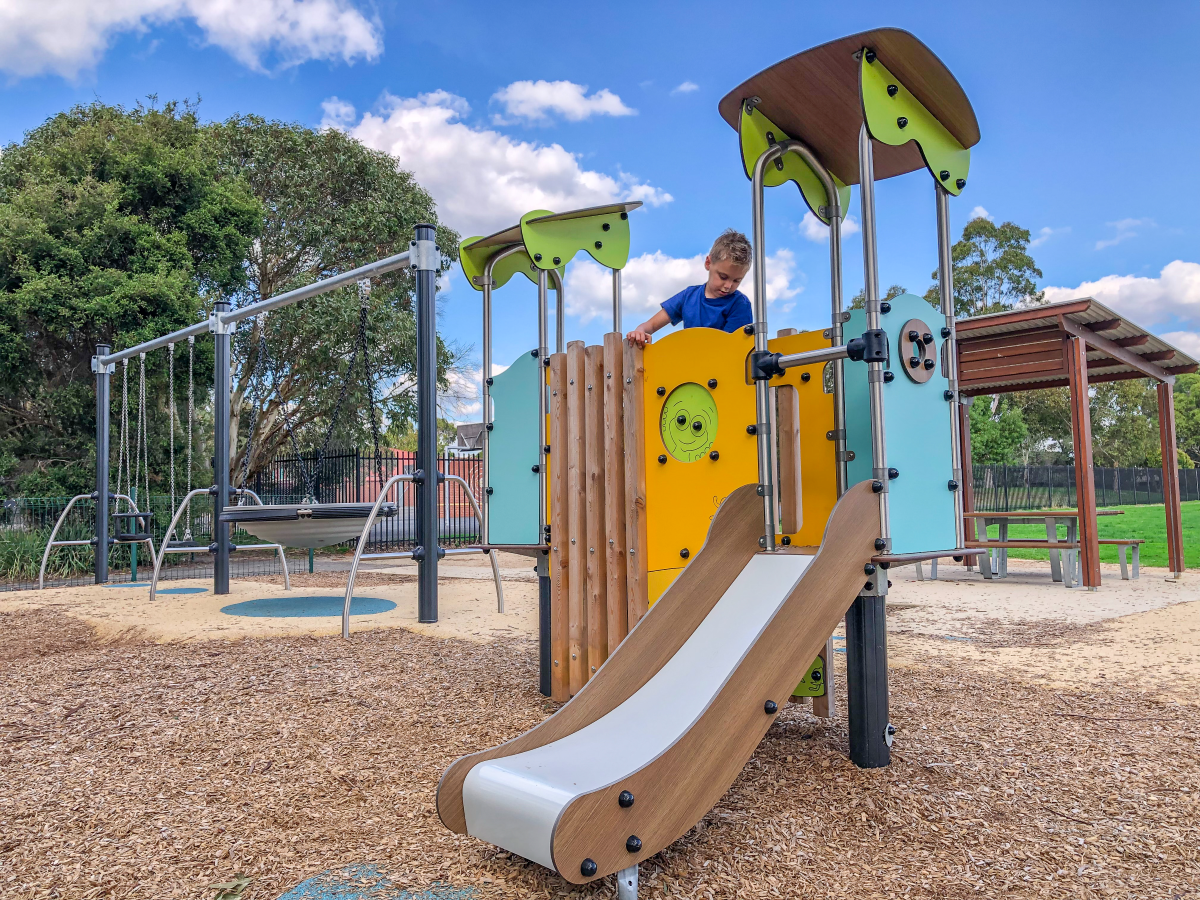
[963,510,1124,587]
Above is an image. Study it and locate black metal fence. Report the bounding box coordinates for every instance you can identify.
[973,465,1200,512]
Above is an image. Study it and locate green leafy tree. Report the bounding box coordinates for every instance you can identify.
[1174,374,1200,466]
[924,217,1044,318]
[1089,380,1160,467]
[848,283,918,310]
[208,116,462,486]
[968,394,1029,464]
[0,101,260,496]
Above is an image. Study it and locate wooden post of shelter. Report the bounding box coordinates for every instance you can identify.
[1157,382,1186,578]
[1065,334,1101,589]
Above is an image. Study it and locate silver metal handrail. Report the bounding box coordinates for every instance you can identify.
[39,492,152,589]
[342,473,505,639]
[148,487,290,600]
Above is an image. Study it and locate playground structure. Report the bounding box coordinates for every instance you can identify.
[437,28,992,894]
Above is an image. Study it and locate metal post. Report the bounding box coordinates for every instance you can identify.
[537,266,552,695]
[858,122,890,551]
[750,149,779,549]
[93,344,112,583]
[213,301,231,594]
[828,201,848,497]
[612,268,622,335]
[617,864,639,899]
[415,223,440,623]
[936,183,964,548]
[551,267,566,353]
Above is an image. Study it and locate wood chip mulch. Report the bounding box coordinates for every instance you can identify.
[1,606,1197,900]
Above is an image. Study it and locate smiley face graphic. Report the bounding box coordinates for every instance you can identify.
[660,382,718,462]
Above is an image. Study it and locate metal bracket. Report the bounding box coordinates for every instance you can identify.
[209,313,235,335]
[471,275,495,288]
[840,311,852,323]
[826,428,845,441]
[410,239,439,272]
[859,329,889,363]
[90,356,115,375]
[872,467,890,481]
[867,369,891,383]
[744,96,761,115]
[749,349,784,381]
[818,205,842,220]
[837,450,856,462]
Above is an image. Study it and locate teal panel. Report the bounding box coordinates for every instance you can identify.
[844,295,958,554]
[488,350,541,545]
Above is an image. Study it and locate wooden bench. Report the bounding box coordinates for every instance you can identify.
[1098,538,1144,580]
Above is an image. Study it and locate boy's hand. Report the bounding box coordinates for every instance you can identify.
[626,328,653,348]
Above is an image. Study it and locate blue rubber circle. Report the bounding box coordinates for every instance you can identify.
[220,595,396,618]
[156,587,209,595]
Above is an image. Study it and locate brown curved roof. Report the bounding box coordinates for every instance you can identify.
[717,28,979,185]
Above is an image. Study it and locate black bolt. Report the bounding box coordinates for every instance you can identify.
[534,253,542,261]
[909,356,920,368]
[923,358,936,370]
[626,835,642,853]
[531,349,539,358]
[618,790,635,808]
[485,422,494,431]
[595,241,603,249]
[887,83,898,96]
[680,548,689,559]
[940,169,950,181]
[874,538,887,551]
[764,700,778,714]
[812,670,822,682]
[801,371,811,382]
[620,211,628,219]
[944,389,954,401]
[880,300,892,314]
[603,222,611,231]
[883,371,895,383]
[486,487,494,495]
[658,454,667,464]
[676,414,687,425]
[888,580,893,588]
[746,424,757,435]
[708,378,718,388]
[879,561,890,569]
[888,467,899,479]
[953,555,964,563]
[781,535,791,545]
[941,326,952,338]
[545,444,551,453]
[872,480,883,493]
[865,581,874,591]
[956,178,966,189]
[691,420,702,432]
[581,859,598,877]
[766,130,776,143]
[922,332,934,344]
[486,376,494,386]
[897,116,908,129]
[864,563,877,575]
[656,386,666,396]
[743,324,754,335]
[908,329,920,341]
[948,479,959,491]
[709,450,719,461]
[864,49,876,63]
[531,465,540,473]
[543,524,551,533]
[552,256,561,265]
[887,724,897,737]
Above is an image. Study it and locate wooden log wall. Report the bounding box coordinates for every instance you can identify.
[548,337,649,701]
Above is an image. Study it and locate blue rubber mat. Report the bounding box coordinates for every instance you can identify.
[104,582,149,588]
[277,865,477,900]
[220,595,395,618]
[156,587,208,595]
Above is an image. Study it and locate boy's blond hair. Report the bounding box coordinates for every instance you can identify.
[709,229,752,267]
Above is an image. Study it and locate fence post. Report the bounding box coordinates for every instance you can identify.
[355,448,362,503]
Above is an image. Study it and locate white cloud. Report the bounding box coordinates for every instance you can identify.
[1160,331,1200,359]
[320,96,356,127]
[968,205,993,222]
[1096,217,1154,250]
[671,81,699,94]
[1030,225,1070,247]
[800,211,860,243]
[327,91,671,237]
[1041,260,1200,328]
[564,248,802,324]
[0,0,381,78]
[491,80,634,123]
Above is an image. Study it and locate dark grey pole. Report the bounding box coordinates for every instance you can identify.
[93,344,112,583]
[213,301,231,594]
[414,224,440,623]
[845,589,891,767]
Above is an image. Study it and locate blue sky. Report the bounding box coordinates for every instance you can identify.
[3,0,1198,420]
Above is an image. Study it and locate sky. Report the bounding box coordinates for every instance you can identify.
[2,0,1199,422]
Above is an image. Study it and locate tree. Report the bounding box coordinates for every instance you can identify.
[924,217,1044,318]
[208,116,462,487]
[969,394,1028,464]
[1174,374,1200,466]
[847,283,919,310]
[0,101,261,496]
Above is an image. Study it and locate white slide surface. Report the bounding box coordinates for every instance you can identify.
[461,552,812,868]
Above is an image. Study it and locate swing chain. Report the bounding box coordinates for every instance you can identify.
[168,342,176,537]
[185,336,194,540]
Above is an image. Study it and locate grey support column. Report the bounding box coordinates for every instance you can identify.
[93,345,113,583]
[936,183,965,549]
[415,224,440,623]
[828,203,848,497]
[612,268,622,335]
[750,147,779,549]
[537,267,552,696]
[213,301,232,594]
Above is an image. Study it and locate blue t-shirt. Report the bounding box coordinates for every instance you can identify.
[661,284,752,333]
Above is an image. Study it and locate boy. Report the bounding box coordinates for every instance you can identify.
[626,229,753,347]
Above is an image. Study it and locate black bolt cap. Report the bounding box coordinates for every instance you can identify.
[618,790,635,808]
[880,301,892,314]
[864,563,877,575]
[864,49,876,63]
[896,116,908,128]
[656,386,666,396]
[883,371,895,383]
[676,413,687,425]
[874,538,886,551]
[880,561,890,569]
[485,422,494,431]
[923,358,936,370]
[922,332,934,344]
[943,389,954,401]
[872,480,884,493]
[603,222,611,231]
[657,454,667,464]
[534,253,542,261]
[626,835,642,853]
[801,371,811,382]
[486,376,494,386]
[948,479,959,491]
[887,83,898,96]
[908,329,920,341]
[764,700,778,714]
[865,581,874,591]
[486,486,494,495]
[595,241,603,249]
[746,424,757,435]
[888,467,899,479]
[941,326,952,338]
[781,535,791,545]
[531,349,539,358]
[909,356,920,368]
[680,548,690,559]
[956,178,966,189]
[743,324,754,335]
[953,555,964,562]
[940,169,950,181]
[709,450,719,461]
[531,465,539,473]
[581,859,598,877]
[553,256,561,265]
[691,420,703,432]
[708,378,718,388]
[887,724,897,736]
[887,580,892,587]
[620,211,628,219]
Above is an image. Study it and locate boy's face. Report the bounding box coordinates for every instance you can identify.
[704,255,750,298]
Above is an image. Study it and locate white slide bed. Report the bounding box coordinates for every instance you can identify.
[462,552,813,869]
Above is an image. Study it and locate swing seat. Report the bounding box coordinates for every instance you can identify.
[115,533,154,543]
[167,538,203,549]
[219,503,398,549]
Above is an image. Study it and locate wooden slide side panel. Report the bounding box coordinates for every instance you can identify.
[584,345,608,678]
[566,342,588,695]
[549,481,880,883]
[435,483,763,835]
[548,353,571,702]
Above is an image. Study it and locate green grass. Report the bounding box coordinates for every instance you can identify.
[977,501,1200,569]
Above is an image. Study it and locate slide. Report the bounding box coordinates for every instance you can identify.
[437,481,880,884]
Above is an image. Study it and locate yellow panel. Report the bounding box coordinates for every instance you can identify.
[643,328,757,574]
[647,567,682,607]
[768,329,838,547]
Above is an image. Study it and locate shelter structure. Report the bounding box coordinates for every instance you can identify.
[956,297,1196,586]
